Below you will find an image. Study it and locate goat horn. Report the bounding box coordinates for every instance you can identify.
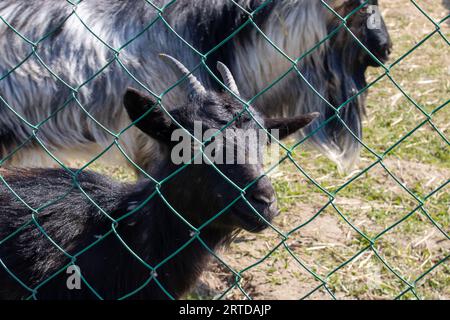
[159,53,206,97]
[217,61,240,96]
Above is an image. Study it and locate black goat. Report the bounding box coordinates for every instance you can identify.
[0,55,318,300]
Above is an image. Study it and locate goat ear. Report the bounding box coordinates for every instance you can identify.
[123,88,173,143]
[265,112,320,140]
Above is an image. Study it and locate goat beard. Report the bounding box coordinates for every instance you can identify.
[302,45,368,172]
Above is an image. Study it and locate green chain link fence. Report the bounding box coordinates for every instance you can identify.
[0,0,448,300]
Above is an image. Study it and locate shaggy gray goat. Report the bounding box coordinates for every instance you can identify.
[0,0,391,172]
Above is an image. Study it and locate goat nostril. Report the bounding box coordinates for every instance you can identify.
[252,193,276,205]
[385,43,393,55]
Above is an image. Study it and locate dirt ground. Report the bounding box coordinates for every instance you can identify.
[192,159,449,300]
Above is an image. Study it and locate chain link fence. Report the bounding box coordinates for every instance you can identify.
[0,0,448,300]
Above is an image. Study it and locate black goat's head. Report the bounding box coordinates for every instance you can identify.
[331,0,392,67]
[124,54,319,233]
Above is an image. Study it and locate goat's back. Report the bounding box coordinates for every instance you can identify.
[0,168,124,299]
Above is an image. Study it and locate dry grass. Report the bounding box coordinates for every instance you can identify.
[89,0,449,300]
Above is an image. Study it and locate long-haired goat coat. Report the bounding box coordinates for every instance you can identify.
[0,0,391,171]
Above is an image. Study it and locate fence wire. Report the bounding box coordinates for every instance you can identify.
[0,0,448,300]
